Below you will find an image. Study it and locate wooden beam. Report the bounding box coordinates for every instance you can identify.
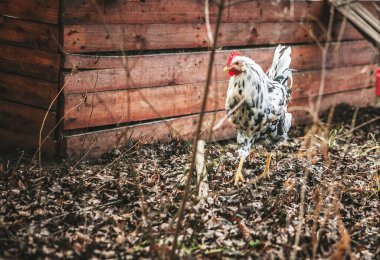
[0,71,58,110]
[0,43,60,82]
[64,87,376,158]
[63,21,331,53]
[0,16,59,52]
[340,4,380,44]
[62,0,325,25]
[63,65,376,130]
[352,2,380,32]
[62,41,378,94]
[0,0,59,24]
[330,0,380,46]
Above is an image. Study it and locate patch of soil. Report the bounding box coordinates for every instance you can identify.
[0,104,379,259]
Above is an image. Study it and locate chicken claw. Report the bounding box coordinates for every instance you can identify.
[232,157,246,185]
[233,169,245,185]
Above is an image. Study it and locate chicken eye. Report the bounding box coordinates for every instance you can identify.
[235,61,240,65]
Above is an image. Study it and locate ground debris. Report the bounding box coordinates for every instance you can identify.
[0,105,379,259]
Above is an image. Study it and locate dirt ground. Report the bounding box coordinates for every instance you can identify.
[0,104,379,259]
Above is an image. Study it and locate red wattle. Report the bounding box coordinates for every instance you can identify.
[229,69,241,77]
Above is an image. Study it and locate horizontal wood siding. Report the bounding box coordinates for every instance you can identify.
[64,87,376,158]
[63,64,376,130]
[59,0,379,157]
[0,43,60,81]
[63,21,366,53]
[0,2,60,155]
[62,0,325,24]
[62,0,379,26]
[289,87,376,122]
[0,16,59,52]
[0,0,59,24]
[63,41,378,70]
[62,41,378,94]
[0,100,56,138]
[0,71,57,110]
[64,40,376,70]
[62,0,366,53]
[0,127,56,155]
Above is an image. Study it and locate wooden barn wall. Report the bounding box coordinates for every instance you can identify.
[60,0,379,158]
[0,1,377,158]
[0,0,60,155]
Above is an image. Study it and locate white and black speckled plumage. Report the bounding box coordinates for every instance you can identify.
[225,45,293,158]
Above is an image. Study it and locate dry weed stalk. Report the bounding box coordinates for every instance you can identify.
[33,90,86,167]
[35,68,76,168]
[239,220,252,240]
[311,186,323,260]
[170,1,225,258]
[329,184,354,259]
[78,70,99,158]
[291,6,341,259]
[330,215,353,260]
[289,167,307,260]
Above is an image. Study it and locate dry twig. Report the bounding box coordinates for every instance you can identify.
[170,1,225,258]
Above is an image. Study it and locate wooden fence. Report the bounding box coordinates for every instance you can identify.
[0,0,378,158]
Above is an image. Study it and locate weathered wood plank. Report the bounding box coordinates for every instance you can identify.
[290,86,376,123]
[292,64,376,99]
[62,0,325,25]
[0,127,56,155]
[63,13,367,53]
[0,100,56,137]
[64,87,376,158]
[63,21,328,53]
[62,41,378,94]
[63,65,376,130]
[0,71,58,110]
[0,16,59,52]
[64,110,235,158]
[0,43,60,81]
[0,0,59,24]
[64,40,376,70]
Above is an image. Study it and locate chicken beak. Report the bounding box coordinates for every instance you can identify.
[223,66,230,72]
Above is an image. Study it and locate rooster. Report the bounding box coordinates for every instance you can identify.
[223,45,293,185]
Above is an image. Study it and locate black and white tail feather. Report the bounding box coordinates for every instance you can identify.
[266,45,293,150]
[267,45,294,94]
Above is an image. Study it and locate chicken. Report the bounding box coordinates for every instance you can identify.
[223,45,293,185]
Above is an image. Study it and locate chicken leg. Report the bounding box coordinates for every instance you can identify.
[233,156,246,185]
[260,152,272,178]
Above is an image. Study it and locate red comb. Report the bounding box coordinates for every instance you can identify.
[227,51,241,66]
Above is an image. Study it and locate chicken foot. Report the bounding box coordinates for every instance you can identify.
[233,156,246,185]
[260,152,272,178]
